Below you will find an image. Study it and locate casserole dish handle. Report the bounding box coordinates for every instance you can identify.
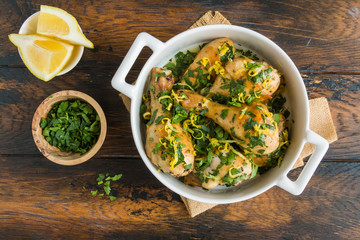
[276,130,329,195]
[111,32,164,98]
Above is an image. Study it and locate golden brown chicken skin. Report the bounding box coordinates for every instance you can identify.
[252,114,287,166]
[181,38,235,89]
[145,68,195,177]
[199,150,252,189]
[209,57,281,101]
[178,90,279,155]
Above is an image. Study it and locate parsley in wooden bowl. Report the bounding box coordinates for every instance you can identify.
[32,90,107,165]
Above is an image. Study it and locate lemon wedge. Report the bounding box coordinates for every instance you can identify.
[37,5,93,48]
[9,34,74,81]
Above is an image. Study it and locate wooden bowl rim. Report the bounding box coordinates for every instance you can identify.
[32,90,107,165]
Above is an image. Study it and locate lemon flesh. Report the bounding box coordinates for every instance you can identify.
[37,5,93,48]
[9,34,74,81]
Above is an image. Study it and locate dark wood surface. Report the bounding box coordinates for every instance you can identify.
[1,0,359,239]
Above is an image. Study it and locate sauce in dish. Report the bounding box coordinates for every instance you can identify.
[140,38,290,189]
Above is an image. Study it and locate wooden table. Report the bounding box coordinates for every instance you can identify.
[1,0,359,239]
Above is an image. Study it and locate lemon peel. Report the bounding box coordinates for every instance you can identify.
[9,34,74,81]
[37,5,94,48]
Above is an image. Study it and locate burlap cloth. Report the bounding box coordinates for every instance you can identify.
[119,11,338,217]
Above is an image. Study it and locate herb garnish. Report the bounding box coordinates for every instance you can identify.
[40,99,100,154]
[220,43,234,64]
[146,109,158,125]
[154,72,166,82]
[164,50,197,80]
[220,109,229,119]
[243,118,258,131]
[89,173,123,201]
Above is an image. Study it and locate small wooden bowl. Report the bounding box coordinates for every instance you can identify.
[32,90,107,165]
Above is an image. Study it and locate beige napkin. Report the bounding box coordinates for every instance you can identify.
[119,11,338,217]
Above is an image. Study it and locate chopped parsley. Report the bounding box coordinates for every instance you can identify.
[154,72,166,82]
[220,43,234,64]
[88,173,123,201]
[146,109,158,125]
[164,50,197,81]
[220,109,229,119]
[40,99,100,154]
[243,118,258,131]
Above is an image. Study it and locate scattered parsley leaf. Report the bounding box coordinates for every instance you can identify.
[273,114,280,125]
[89,173,122,201]
[154,72,166,82]
[146,109,158,125]
[220,109,229,119]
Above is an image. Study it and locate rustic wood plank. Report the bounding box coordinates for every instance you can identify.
[0,0,359,239]
[0,157,358,239]
[0,67,358,160]
[2,0,360,72]
[0,67,138,157]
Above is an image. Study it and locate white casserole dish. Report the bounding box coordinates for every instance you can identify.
[111,25,329,204]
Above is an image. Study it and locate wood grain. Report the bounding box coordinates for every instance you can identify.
[0,157,358,239]
[0,0,359,238]
[0,68,358,159]
[2,0,360,72]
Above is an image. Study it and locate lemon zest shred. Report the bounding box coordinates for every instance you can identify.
[159,138,167,147]
[173,83,195,91]
[208,61,225,76]
[161,118,171,125]
[238,107,247,120]
[262,107,273,118]
[262,78,271,89]
[218,142,230,152]
[254,124,270,136]
[201,98,210,107]
[269,121,278,137]
[190,113,201,128]
[142,94,150,102]
[228,167,237,178]
[192,129,204,140]
[238,92,246,103]
[200,57,210,67]
[171,90,188,102]
[248,69,259,77]
[169,141,179,169]
[143,112,151,120]
[228,167,236,178]
[210,138,219,148]
[158,95,171,102]
[279,130,289,147]
[166,103,173,111]
[183,119,191,129]
[218,43,229,56]
[254,90,262,99]
[195,157,203,162]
